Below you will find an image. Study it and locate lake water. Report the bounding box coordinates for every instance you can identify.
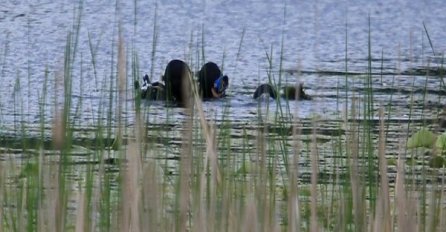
[0,0,445,134]
[1,1,446,228]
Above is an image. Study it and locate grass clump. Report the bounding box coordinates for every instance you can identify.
[0,4,445,232]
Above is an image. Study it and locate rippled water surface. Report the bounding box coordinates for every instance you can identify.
[1,3,446,227]
[0,0,446,175]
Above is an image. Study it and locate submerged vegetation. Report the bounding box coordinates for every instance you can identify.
[0,1,445,232]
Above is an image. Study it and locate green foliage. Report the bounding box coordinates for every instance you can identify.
[429,155,445,168]
[407,128,436,149]
[435,132,446,153]
[0,2,445,231]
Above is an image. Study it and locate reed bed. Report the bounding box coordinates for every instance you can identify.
[0,2,445,232]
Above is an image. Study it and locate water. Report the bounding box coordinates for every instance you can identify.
[0,0,445,133]
[1,1,446,228]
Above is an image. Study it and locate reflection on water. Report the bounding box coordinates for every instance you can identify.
[0,2,445,229]
[0,0,444,136]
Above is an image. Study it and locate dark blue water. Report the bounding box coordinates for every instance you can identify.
[0,0,445,130]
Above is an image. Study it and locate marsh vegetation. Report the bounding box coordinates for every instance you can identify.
[0,0,446,231]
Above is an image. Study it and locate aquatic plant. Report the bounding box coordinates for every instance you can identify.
[1,1,446,232]
[407,127,436,149]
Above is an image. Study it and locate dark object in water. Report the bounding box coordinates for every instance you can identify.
[198,62,229,99]
[438,108,446,128]
[162,59,192,105]
[136,74,165,100]
[402,66,446,77]
[137,61,230,103]
[429,155,445,168]
[136,60,192,106]
[253,83,311,100]
[253,83,277,99]
[148,82,166,100]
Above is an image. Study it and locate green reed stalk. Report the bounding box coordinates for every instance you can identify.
[380,49,384,83]
[14,72,27,232]
[364,14,377,211]
[423,21,446,93]
[96,124,112,231]
[218,104,232,176]
[344,19,349,114]
[419,65,431,232]
[73,52,84,127]
[263,44,290,176]
[87,31,100,88]
[0,33,10,117]
[0,40,6,120]
[105,0,118,151]
[12,74,20,132]
[241,126,249,195]
[150,3,159,81]
[385,73,396,138]
[132,49,141,109]
[233,27,245,73]
[438,55,445,106]
[39,67,49,147]
[351,96,367,231]
[201,24,206,64]
[341,20,355,230]
[423,22,435,57]
[59,2,83,230]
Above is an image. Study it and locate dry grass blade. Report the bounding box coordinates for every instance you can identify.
[192,71,221,184]
[373,107,391,232]
[89,163,100,232]
[121,142,141,232]
[193,123,218,232]
[289,118,301,231]
[37,148,45,232]
[177,70,195,231]
[207,123,218,231]
[48,161,63,232]
[141,161,161,231]
[440,174,446,230]
[136,92,160,231]
[440,171,446,230]
[190,68,221,231]
[75,188,86,232]
[255,124,266,227]
[310,118,319,232]
[117,30,126,100]
[347,96,365,231]
[0,159,3,232]
[395,140,417,232]
[49,107,66,232]
[38,149,50,232]
[193,169,207,232]
[52,110,65,151]
[117,30,144,231]
[115,26,127,149]
[242,197,259,232]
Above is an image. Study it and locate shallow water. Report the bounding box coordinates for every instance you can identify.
[0,0,445,127]
[1,3,446,230]
[0,0,446,184]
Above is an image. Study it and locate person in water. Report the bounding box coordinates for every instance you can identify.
[252,82,311,100]
[136,59,192,106]
[211,75,229,98]
[135,60,311,105]
[198,62,229,99]
[137,60,228,103]
[136,74,165,100]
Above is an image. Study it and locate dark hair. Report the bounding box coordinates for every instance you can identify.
[253,83,277,99]
[198,62,222,99]
[222,75,229,85]
[163,59,192,105]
